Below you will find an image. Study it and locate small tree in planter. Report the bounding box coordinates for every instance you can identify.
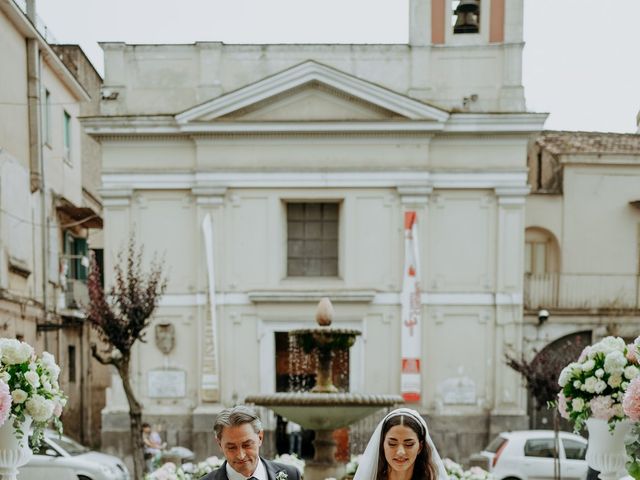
[87,236,167,479]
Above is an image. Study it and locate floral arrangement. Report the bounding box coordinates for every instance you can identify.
[557,336,639,431]
[145,456,223,480]
[0,338,66,446]
[623,339,640,480]
[444,458,493,480]
[345,454,362,476]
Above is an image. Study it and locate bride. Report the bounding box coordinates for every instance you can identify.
[353,408,448,480]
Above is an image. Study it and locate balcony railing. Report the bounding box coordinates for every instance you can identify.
[524,273,640,310]
[65,278,89,310]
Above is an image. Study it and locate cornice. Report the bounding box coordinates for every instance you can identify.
[101,171,528,191]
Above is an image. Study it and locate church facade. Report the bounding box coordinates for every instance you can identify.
[85,0,547,462]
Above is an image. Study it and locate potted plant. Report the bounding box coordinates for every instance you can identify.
[0,338,66,480]
[557,336,638,480]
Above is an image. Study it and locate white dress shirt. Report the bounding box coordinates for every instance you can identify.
[226,458,268,480]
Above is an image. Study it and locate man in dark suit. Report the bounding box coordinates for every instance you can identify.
[200,405,302,480]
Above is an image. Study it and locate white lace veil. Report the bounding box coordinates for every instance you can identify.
[353,408,449,480]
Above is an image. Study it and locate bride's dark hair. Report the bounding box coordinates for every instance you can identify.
[375,413,436,480]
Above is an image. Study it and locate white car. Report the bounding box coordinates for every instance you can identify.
[477,430,588,480]
[19,430,130,480]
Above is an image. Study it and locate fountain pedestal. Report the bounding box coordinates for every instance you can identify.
[305,430,345,480]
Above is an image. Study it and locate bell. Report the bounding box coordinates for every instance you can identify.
[454,0,480,34]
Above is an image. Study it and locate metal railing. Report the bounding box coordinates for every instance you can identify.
[524,273,640,310]
[12,0,59,44]
[64,278,89,310]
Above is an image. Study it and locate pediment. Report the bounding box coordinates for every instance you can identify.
[220,81,403,121]
[176,61,449,124]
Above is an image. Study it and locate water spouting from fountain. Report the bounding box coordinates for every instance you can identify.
[245,298,402,480]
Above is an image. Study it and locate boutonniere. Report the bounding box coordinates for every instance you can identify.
[276,470,288,480]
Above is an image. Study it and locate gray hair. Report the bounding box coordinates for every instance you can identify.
[214,405,263,440]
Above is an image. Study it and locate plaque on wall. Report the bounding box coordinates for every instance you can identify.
[148,369,186,398]
[440,376,477,405]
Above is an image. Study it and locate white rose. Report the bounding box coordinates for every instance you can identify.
[559,366,574,387]
[594,380,607,393]
[41,352,60,380]
[0,339,33,365]
[595,369,605,378]
[24,371,40,389]
[608,372,623,388]
[624,366,639,380]
[584,376,598,393]
[572,398,585,412]
[41,379,52,393]
[0,372,10,383]
[25,394,54,422]
[593,337,627,356]
[573,380,582,388]
[11,389,28,404]
[582,359,596,372]
[604,351,627,374]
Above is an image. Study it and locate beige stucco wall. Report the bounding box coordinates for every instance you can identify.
[0,12,29,167]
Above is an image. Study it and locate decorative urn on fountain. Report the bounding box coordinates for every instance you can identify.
[245,298,402,480]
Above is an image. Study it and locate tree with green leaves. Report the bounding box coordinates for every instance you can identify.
[87,236,167,479]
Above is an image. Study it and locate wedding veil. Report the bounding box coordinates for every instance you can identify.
[353,408,449,480]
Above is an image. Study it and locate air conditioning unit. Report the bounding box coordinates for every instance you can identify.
[65,278,89,309]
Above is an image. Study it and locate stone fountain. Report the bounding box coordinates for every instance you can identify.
[245,298,402,480]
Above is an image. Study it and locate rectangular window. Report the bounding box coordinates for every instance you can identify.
[63,110,71,162]
[525,241,547,275]
[524,438,555,458]
[562,439,586,460]
[287,202,338,277]
[64,231,89,281]
[68,345,76,383]
[44,90,51,146]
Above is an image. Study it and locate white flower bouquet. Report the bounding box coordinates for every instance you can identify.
[444,458,493,480]
[0,338,66,446]
[557,336,639,431]
[146,456,224,480]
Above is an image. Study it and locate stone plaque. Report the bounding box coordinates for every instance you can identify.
[148,369,186,398]
[440,376,477,405]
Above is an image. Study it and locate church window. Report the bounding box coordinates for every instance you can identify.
[287,202,339,277]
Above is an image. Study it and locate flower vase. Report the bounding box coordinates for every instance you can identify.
[0,416,33,480]
[586,418,632,480]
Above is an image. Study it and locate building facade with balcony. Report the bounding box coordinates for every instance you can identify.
[523,131,640,426]
[85,0,547,465]
[0,0,109,447]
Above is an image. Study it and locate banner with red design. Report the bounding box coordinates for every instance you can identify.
[401,211,422,402]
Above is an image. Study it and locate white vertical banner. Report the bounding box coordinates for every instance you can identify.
[401,211,422,402]
[201,214,220,398]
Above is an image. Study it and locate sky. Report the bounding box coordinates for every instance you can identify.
[35,0,640,133]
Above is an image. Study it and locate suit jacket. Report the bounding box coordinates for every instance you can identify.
[200,457,302,480]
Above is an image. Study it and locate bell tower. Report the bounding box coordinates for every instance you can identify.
[409,0,525,112]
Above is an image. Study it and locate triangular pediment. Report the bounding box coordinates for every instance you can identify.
[176,61,449,124]
[220,81,403,121]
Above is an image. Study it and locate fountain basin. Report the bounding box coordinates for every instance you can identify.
[245,392,402,430]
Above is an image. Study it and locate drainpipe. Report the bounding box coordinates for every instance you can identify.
[26,0,49,348]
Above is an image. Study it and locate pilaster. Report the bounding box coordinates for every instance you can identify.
[492,186,528,416]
